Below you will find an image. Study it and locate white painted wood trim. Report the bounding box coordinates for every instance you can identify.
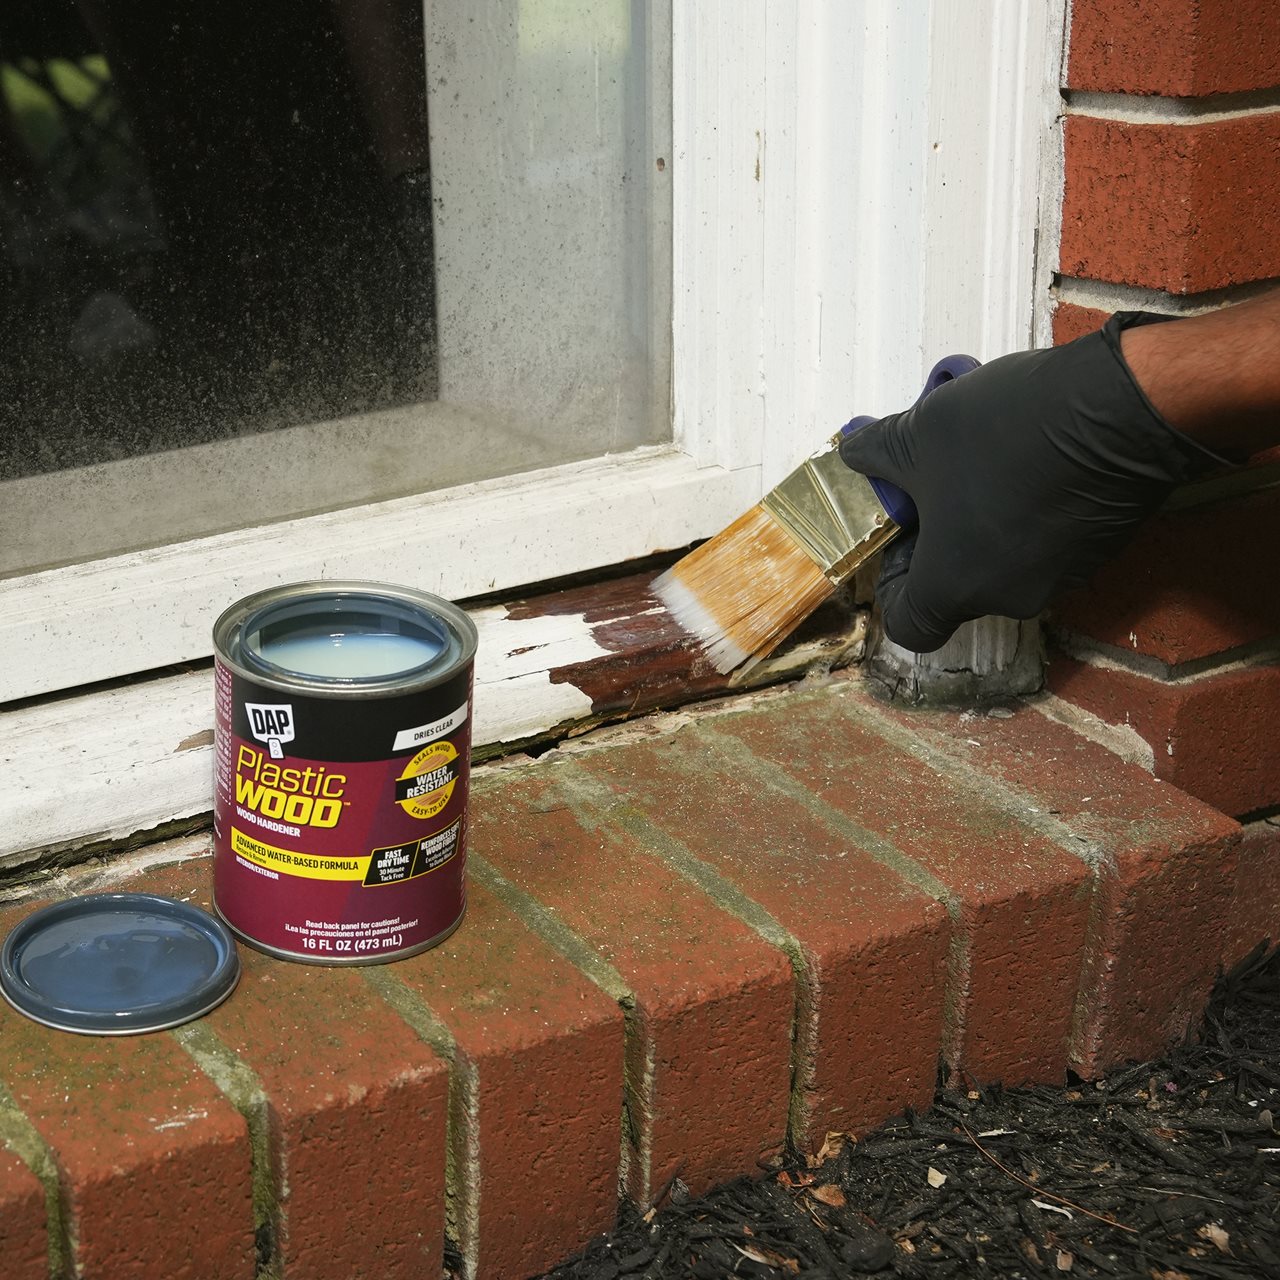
[3,606,613,870]
[673,1,1056,492]
[0,448,758,703]
[920,0,1052,366]
[671,3,898,490]
[872,0,1063,682]
[1034,0,1071,349]
[759,2,865,489]
[2,590,867,873]
[670,3,768,471]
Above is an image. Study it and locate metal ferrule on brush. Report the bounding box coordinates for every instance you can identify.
[759,441,899,585]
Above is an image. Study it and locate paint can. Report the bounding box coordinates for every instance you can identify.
[212,582,478,964]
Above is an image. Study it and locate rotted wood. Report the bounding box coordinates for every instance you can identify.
[3,565,867,875]
[486,568,868,755]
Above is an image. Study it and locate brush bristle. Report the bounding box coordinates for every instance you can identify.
[654,504,835,674]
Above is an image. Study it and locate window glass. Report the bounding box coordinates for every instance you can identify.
[0,0,670,577]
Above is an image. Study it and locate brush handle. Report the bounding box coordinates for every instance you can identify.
[840,354,981,529]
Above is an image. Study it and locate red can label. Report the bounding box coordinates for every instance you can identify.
[212,659,471,961]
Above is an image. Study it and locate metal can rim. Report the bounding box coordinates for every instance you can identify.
[213,580,478,699]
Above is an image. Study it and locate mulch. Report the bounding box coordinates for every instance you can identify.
[526,941,1280,1280]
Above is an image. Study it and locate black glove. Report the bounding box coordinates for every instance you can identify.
[838,312,1231,653]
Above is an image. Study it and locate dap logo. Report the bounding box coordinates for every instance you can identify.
[245,703,295,759]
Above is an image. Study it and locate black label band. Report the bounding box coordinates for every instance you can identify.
[226,667,472,762]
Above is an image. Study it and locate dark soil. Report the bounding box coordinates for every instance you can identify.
[528,941,1280,1280]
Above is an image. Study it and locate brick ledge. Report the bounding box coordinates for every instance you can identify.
[0,675,1270,1279]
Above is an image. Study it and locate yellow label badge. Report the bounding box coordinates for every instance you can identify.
[396,740,459,820]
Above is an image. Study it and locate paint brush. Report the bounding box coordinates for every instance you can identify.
[654,355,978,674]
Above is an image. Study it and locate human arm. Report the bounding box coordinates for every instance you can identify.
[1120,289,1280,459]
[837,293,1280,653]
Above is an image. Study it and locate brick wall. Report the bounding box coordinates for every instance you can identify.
[1045,0,1280,819]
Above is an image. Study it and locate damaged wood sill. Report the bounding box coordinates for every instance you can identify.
[2,567,868,888]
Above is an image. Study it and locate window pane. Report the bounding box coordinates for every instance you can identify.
[0,0,671,577]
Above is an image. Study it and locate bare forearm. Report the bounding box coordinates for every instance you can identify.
[1120,288,1280,459]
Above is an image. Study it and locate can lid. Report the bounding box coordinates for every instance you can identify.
[0,893,240,1035]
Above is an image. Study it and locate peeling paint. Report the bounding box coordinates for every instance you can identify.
[11,571,867,874]
[458,605,611,749]
[472,606,611,679]
[473,670,595,747]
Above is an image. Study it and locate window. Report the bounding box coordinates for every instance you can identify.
[1,0,672,579]
[2,2,1058,855]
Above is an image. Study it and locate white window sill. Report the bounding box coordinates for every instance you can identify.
[3,565,867,885]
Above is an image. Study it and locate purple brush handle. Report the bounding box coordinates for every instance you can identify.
[839,353,981,529]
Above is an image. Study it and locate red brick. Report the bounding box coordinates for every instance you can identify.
[1052,301,1109,345]
[138,858,450,1280]
[852,681,1241,1076]
[386,879,623,1280]
[0,902,254,1280]
[1051,486,1280,664]
[1224,821,1280,969]
[0,1148,45,1280]
[471,771,794,1199]
[704,694,1095,1089]
[574,728,951,1141]
[1061,113,1280,293]
[1048,649,1280,816]
[1068,0,1280,96]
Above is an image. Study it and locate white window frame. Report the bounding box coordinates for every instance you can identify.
[1,2,1057,857]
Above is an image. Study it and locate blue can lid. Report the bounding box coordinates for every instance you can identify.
[0,893,240,1035]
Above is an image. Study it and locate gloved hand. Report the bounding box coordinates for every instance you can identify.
[838,312,1231,653]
